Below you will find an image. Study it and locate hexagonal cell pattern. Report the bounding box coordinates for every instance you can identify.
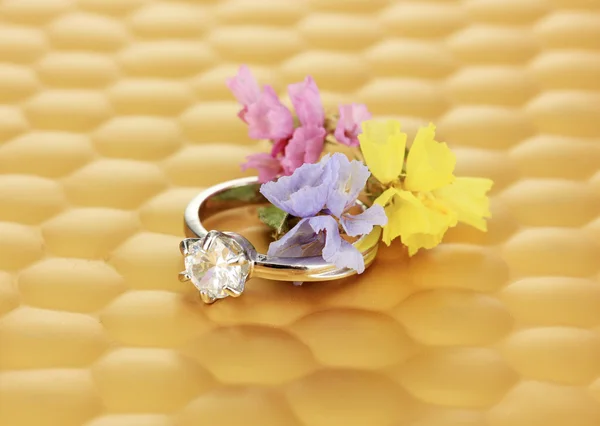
[0,1,598,425]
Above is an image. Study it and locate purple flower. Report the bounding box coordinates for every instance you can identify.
[288,76,325,127]
[260,153,388,273]
[339,205,387,237]
[268,215,365,273]
[334,104,371,147]
[260,159,333,218]
[245,86,294,141]
[241,153,282,183]
[324,153,387,237]
[281,125,326,175]
[325,153,371,218]
[266,217,326,258]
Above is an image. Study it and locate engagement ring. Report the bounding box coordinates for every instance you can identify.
[179,177,381,304]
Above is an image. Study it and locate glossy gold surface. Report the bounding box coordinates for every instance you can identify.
[0,1,599,425]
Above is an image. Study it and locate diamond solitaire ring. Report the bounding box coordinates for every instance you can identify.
[179,177,381,304]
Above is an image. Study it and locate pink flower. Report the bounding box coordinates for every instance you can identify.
[226,65,261,122]
[270,138,288,157]
[288,76,325,127]
[241,152,283,183]
[245,86,294,141]
[229,69,329,181]
[334,103,371,147]
[281,126,326,175]
[227,66,294,140]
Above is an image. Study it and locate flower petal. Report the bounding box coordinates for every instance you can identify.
[375,188,423,245]
[397,190,456,235]
[404,123,456,192]
[325,153,371,218]
[307,215,365,273]
[334,103,372,147]
[373,188,402,245]
[281,125,326,175]
[358,120,406,184]
[267,218,325,258]
[375,188,457,251]
[380,203,401,246]
[259,158,332,218]
[434,176,493,231]
[267,215,365,273]
[288,76,325,127]
[226,65,261,106]
[374,187,400,207]
[241,152,282,183]
[245,86,294,141]
[270,138,288,157]
[340,204,388,237]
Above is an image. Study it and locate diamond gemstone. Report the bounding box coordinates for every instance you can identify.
[184,233,250,300]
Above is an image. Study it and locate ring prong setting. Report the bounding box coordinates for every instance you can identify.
[199,292,216,304]
[223,286,242,298]
[178,271,190,282]
[202,230,219,251]
[180,238,200,255]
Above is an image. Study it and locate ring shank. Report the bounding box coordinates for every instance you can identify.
[184,177,380,282]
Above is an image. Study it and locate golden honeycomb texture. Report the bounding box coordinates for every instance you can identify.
[0,0,599,425]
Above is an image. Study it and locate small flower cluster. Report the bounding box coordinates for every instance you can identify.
[226,67,493,272]
[227,66,371,182]
[260,153,388,273]
[359,120,493,256]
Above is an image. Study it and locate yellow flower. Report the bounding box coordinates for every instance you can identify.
[358,120,493,255]
[359,119,406,184]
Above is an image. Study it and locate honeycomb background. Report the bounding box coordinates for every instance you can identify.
[0,0,599,425]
